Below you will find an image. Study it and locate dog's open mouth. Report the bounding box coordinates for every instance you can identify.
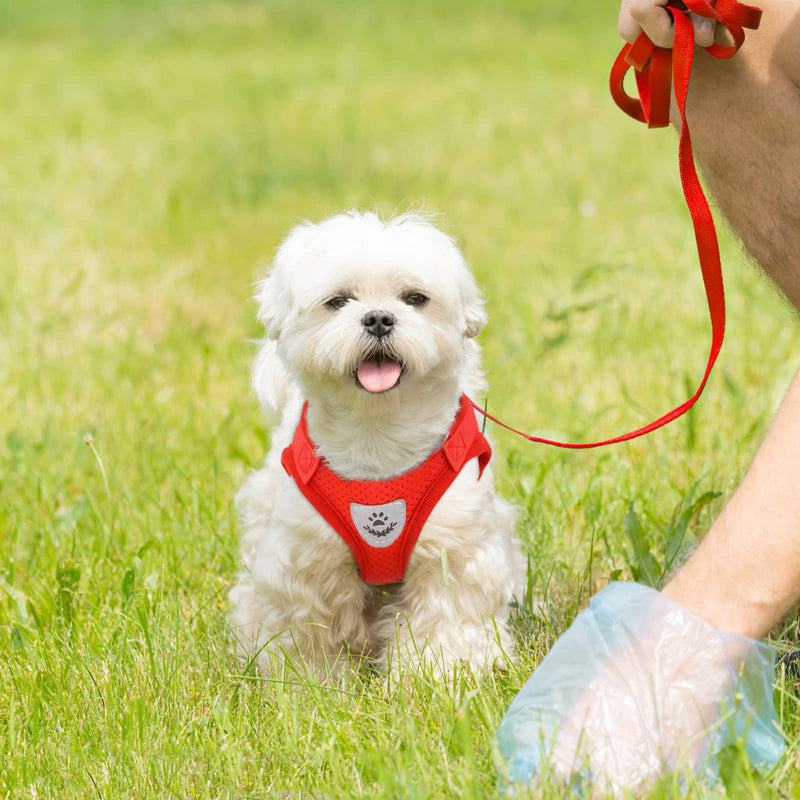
[356,357,403,393]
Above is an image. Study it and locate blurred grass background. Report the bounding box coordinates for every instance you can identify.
[1,0,798,797]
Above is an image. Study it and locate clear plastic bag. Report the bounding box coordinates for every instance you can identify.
[497,582,785,794]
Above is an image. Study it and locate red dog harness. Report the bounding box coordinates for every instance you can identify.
[281,394,491,585]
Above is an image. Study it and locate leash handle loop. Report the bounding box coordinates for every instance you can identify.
[472,0,760,449]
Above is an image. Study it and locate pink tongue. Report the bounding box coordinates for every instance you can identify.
[357,360,402,393]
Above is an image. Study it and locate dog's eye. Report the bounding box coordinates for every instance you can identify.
[325,296,350,310]
[402,293,428,307]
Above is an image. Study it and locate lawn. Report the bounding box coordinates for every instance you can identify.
[0,0,798,797]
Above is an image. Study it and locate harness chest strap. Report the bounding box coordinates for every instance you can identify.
[281,394,492,585]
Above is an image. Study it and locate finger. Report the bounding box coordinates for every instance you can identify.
[714,23,735,47]
[618,0,669,44]
[690,12,716,47]
[618,4,644,44]
[628,0,675,48]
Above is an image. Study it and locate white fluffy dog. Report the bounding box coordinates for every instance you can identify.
[230,211,522,681]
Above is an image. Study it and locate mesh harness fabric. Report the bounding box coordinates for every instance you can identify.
[281,394,492,585]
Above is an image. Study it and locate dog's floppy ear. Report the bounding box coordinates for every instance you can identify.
[255,272,282,340]
[256,221,316,339]
[464,297,487,338]
[462,288,488,338]
[251,338,289,424]
[446,236,487,338]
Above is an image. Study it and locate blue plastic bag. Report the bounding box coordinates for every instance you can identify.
[497,582,785,793]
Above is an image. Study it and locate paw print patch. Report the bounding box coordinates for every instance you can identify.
[350,500,406,548]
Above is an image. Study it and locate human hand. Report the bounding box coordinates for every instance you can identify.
[618,0,719,48]
[497,583,785,795]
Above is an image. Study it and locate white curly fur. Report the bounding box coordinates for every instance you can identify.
[229,211,524,681]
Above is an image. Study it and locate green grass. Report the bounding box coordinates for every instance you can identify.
[1,0,798,796]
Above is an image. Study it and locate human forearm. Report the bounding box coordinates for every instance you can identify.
[665,367,800,638]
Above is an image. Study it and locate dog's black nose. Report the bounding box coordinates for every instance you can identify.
[362,310,396,338]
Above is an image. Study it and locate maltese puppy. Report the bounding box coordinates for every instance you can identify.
[230,211,522,681]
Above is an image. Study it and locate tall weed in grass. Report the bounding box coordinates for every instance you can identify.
[1,0,798,797]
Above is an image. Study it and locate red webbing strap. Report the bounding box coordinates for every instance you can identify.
[472,0,760,449]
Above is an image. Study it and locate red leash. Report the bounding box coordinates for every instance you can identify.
[472,0,761,449]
